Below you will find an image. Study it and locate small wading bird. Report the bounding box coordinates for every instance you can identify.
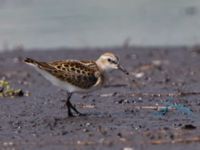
[25,52,129,117]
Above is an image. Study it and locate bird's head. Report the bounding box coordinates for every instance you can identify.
[96,52,129,75]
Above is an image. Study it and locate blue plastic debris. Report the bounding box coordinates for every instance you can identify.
[154,98,193,117]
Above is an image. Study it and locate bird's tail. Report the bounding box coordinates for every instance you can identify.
[24,58,39,65]
[24,57,54,71]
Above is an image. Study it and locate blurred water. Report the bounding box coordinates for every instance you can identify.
[0,0,200,50]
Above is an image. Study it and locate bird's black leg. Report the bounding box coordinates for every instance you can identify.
[68,100,85,116]
[65,92,85,117]
[66,93,74,117]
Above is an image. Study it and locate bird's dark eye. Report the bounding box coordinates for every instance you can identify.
[108,58,117,64]
[108,58,112,62]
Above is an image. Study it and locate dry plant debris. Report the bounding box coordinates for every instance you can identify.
[150,136,200,144]
[0,80,25,98]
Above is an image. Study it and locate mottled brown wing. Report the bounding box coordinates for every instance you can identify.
[42,60,100,89]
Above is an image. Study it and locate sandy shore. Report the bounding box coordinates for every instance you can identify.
[0,47,200,150]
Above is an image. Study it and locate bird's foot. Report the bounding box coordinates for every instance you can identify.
[77,112,87,116]
[68,111,75,117]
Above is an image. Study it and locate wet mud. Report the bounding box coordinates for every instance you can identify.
[0,47,200,150]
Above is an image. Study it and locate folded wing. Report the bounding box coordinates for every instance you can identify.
[41,60,101,89]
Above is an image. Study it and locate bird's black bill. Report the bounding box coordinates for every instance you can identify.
[118,65,129,75]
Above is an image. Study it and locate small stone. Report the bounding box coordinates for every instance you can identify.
[62,131,68,135]
[99,138,105,143]
[117,132,122,137]
[133,72,144,78]
[85,122,91,127]
[25,91,31,97]
[124,99,129,103]
[182,124,196,130]
[83,128,89,132]
[3,142,8,146]
[123,147,134,150]
[8,142,13,146]
[152,60,162,66]
[138,97,142,100]
[117,99,124,104]
[100,92,117,97]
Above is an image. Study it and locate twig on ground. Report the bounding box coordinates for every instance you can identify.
[131,91,200,97]
[151,136,200,144]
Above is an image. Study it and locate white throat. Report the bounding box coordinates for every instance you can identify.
[96,59,111,73]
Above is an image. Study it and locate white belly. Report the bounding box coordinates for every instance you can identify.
[34,66,100,93]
